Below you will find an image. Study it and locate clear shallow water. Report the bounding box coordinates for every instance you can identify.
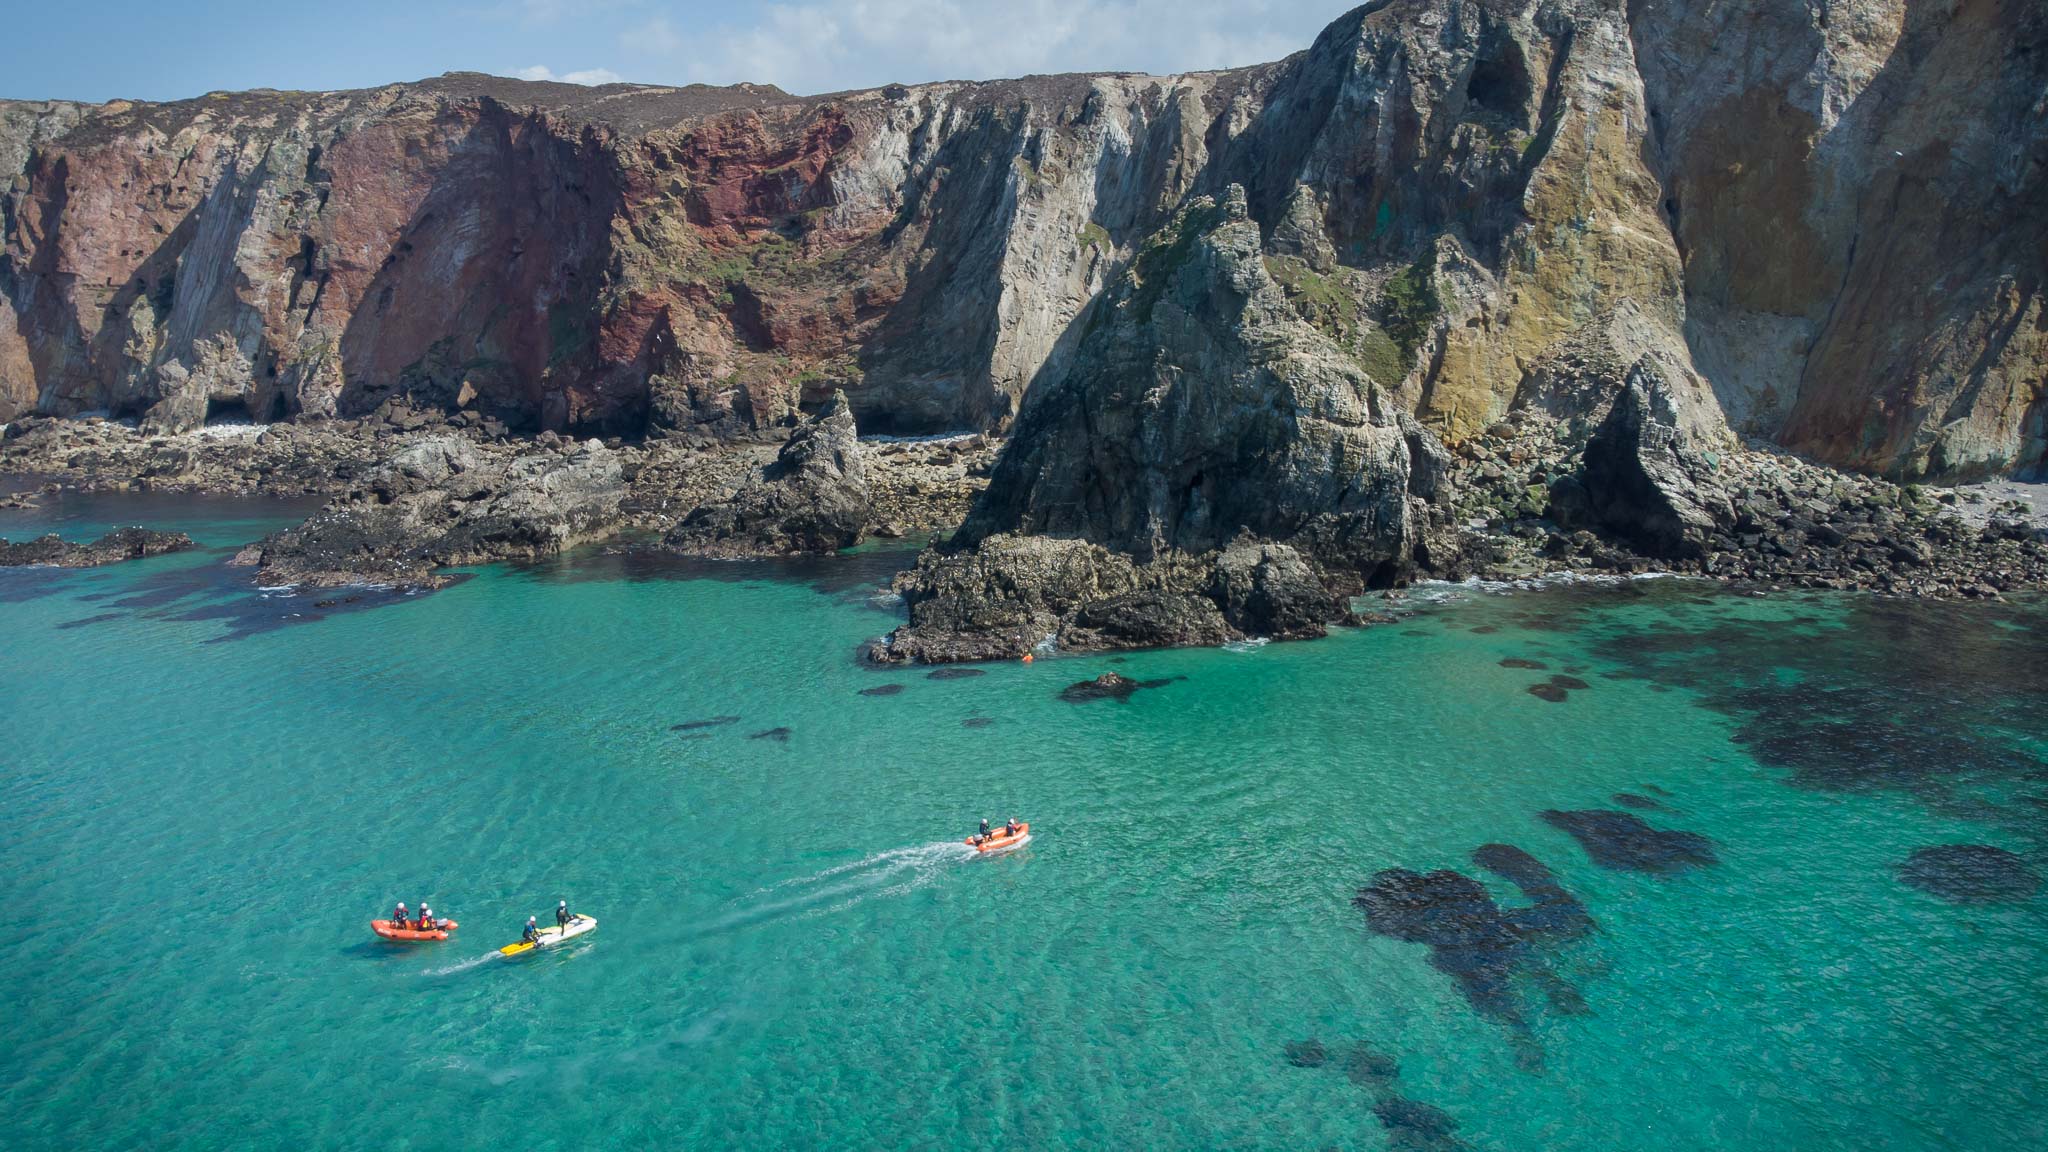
[4,497,2047,1150]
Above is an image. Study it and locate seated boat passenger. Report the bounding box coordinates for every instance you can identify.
[523,916,542,945]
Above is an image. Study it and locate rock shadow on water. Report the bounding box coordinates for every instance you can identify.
[858,684,906,697]
[1898,845,2041,903]
[1540,809,1717,874]
[1058,672,1184,703]
[40,557,425,641]
[520,543,923,601]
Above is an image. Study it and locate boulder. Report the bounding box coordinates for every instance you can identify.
[665,392,870,556]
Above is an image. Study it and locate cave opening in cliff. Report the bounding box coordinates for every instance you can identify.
[1466,42,1533,121]
[204,397,255,425]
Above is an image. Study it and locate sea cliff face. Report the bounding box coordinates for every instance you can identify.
[4,0,2042,481]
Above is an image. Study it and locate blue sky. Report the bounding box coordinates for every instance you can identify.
[2,1,1352,104]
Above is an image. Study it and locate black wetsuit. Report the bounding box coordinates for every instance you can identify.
[556,906,571,928]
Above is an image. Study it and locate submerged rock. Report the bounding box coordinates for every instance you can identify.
[0,527,192,568]
[1527,683,1569,702]
[1611,792,1664,811]
[1549,674,1590,690]
[925,667,986,680]
[858,684,906,697]
[1057,672,1181,704]
[1540,809,1718,873]
[748,727,792,742]
[1500,658,1548,670]
[1898,845,2041,904]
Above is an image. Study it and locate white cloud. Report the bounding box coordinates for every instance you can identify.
[619,0,1344,95]
[512,65,627,85]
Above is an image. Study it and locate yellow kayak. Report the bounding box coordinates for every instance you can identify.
[499,914,597,956]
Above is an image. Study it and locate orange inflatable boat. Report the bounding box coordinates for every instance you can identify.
[966,821,1031,853]
[371,918,458,941]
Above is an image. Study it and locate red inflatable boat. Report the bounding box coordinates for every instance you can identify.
[371,918,458,941]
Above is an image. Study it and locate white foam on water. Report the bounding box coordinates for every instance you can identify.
[703,840,976,933]
[1221,637,1271,653]
[421,951,501,977]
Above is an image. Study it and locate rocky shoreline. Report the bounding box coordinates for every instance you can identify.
[0,526,192,568]
[6,397,2045,651]
[2,402,995,589]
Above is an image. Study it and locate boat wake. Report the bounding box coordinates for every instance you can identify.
[700,841,976,934]
[421,951,502,977]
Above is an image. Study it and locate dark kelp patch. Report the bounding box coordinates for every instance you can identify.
[1500,657,1548,670]
[1898,845,2041,903]
[1282,1039,1327,1068]
[1527,682,1568,702]
[672,716,740,731]
[1353,844,1590,1067]
[1611,792,1665,811]
[1540,809,1717,874]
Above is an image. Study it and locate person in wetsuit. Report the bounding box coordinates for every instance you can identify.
[523,916,542,945]
[556,900,572,929]
[1005,818,1021,837]
[977,818,991,844]
[393,902,409,929]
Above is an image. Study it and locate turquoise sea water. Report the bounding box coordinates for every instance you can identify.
[4,492,2047,1150]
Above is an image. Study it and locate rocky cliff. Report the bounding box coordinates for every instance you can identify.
[4,0,2041,482]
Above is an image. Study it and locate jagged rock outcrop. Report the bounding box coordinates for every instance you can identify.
[870,187,1423,660]
[866,531,1350,663]
[664,391,870,555]
[231,434,624,587]
[0,526,192,567]
[961,188,1450,579]
[1548,364,1733,559]
[2,1,2037,481]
